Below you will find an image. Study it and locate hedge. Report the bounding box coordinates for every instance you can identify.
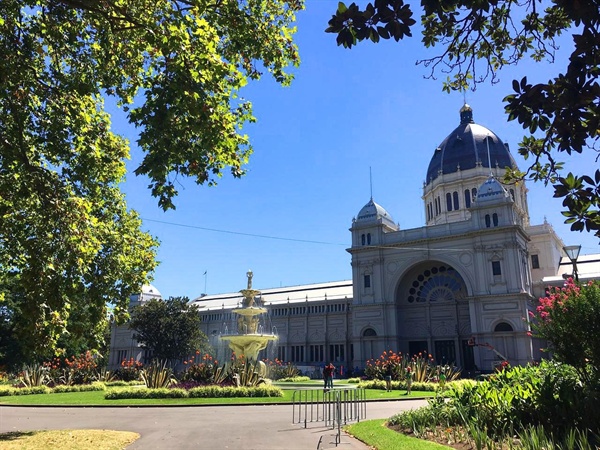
[105,385,283,399]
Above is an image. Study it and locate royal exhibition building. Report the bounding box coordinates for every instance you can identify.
[109,105,600,374]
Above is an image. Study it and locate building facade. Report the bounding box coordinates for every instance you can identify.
[109,105,597,373]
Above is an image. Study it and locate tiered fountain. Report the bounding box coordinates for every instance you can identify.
[220,270,277,361]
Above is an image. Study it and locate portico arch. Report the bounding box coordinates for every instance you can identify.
[394,261,474,369]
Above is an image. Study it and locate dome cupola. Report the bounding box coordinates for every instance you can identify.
[475,176,511,204]
[460,103,474,124]
[426,105,516,185]
[355,198,397,229]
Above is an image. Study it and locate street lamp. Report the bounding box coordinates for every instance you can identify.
[563,245,581,281]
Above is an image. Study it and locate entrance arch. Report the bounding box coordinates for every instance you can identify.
[394,261,473,369]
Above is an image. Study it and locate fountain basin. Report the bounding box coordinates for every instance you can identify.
[232,307,267,316]
[220,334,278,361]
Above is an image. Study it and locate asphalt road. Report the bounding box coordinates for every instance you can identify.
[0,399,428,449]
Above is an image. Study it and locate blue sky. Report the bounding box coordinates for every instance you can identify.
[116,1,598,298]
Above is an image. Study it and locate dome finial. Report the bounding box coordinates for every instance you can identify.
[460,103,473,124]
[369,166,373,200]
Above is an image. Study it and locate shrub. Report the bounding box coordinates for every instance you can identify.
[104,380,143,387]
[0,385,51,396]
[105,387,187,399]
[387,361,600,448]
[114,358,143,382]
[444,361,598,441]
[0,381,105,396]
[531,278,600,384]
[364,350,407,381]
[52,382,105,393]
[179,354,221,384]
[357,379,437,392]
[104,385,283,399]
[41,352,100,386]
[263,359,299,380]
[364,350,459,383]
[277,376,310,382]
[188,385,283,398]
[63,351,98,384]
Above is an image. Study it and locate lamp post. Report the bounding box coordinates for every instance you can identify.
[563,245,581,282]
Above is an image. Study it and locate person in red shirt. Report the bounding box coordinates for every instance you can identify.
[323,362,335,391]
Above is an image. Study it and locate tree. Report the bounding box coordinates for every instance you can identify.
[326,0,600,238]
[0,80,158,363]
[530,278,600,385]
[1,0,303,210]
[129,297,208,363]
[0,184,159,366]
[0,0,301,364]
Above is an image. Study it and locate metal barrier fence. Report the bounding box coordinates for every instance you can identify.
[291,388,367,429]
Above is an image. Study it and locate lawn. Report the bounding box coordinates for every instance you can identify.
[0,385,435,406]
[346,419,452,450]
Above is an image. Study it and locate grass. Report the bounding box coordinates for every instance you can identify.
[345,419,451,450]
[0,386,435,406]
[0,430,139,449]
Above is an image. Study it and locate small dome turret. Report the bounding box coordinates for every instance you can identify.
[130,284,162,305]
[475,176,511,204]
[355,198,396,229]
[142,284,161,296]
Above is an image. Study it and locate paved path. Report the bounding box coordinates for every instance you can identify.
[0,399,427,449]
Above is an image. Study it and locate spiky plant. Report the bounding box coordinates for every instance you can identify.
[140,360,176,389]
[19,364,48,387]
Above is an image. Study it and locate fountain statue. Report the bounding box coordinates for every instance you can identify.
[220,270,278,361]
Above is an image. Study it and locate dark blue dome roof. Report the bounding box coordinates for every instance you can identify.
[426,105,516,185]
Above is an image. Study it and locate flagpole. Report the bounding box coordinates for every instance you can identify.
[204,271,207,295]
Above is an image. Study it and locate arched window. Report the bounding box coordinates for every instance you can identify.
[367,233,371,245]
[361,234,365,245]
[492,213,499,226]
[405,264,466,303]
[472,188,477,199]
[446,193,452,211]
[453,191,459,210]
[464,189,471,208]
[494,322,513,332]
[485,214,491,228]
[363,328,377,337]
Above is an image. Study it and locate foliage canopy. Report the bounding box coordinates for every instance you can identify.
[1,0,302,210]
[326,0,600,238]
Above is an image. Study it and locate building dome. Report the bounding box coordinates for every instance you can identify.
[475,176,511,204]
[425,104,516,185]
[141,284,161,297]
[355,198,396,229]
